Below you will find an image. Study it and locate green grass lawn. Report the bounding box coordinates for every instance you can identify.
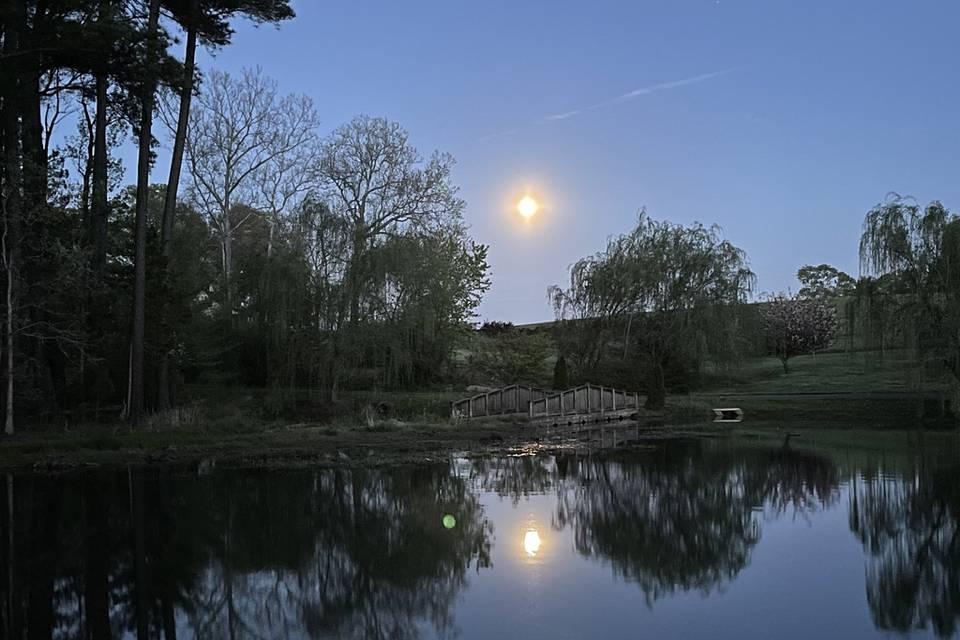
[673,349,958,429]
[702,349,949,395]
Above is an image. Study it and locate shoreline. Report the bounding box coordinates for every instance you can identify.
[1,413,956,473]
[0,418,679,472]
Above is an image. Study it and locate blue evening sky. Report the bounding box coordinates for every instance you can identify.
[149,0,960,324]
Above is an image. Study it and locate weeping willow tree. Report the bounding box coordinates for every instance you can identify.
[859,194,960,411]
[549,211,755,409]
[363,228,490,387]
[844,274,904,356]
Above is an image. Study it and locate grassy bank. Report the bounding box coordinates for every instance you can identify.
[0,415,516,470]
[0,386,474,470]
[1,348,955,470]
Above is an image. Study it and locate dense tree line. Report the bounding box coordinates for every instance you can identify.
[0,2,490,432]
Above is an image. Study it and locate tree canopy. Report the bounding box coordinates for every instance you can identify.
[859,194,960,389]
[549,211,755,408]
[797,263,855,300]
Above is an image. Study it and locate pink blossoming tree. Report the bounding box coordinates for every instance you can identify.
[761,294,838,373]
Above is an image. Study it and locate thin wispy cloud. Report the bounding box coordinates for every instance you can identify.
[478,67,736,141]
[477,127,519,143]
[545,68,737,122]
[545,109,582,121]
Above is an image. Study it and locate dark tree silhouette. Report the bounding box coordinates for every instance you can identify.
[850,465,960,637]
[0,465,493,639]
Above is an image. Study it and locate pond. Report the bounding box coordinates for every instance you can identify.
[3,436,960,639]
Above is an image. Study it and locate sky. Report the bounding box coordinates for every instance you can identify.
[142,0,960,324]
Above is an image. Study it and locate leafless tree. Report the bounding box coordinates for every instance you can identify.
[252,126,321,258]
[318,115,465,325]
[182,67,318,317]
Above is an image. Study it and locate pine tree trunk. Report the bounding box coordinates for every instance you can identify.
[5,259,14,436]
[160,16,196,256]
[19,47,44,213]
[127,0,161,424]
[158,12,197,410]
[79,116,93,229]
[90,0,112,265]
[3,140,18,436]
[90,70,109,270]
[2,11,22,436]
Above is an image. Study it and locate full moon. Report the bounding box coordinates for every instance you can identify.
[523,529,542,556]
[517,195,539,219]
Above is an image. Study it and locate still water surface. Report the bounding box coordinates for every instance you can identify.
[5,437,960,639]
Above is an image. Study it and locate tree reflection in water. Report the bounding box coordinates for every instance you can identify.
[470,454,557,504]
[0,464,492,639]
[478,440,840,605]
[6,441,960,639]
[555,444,762,603]
[563,443,839,603]
[850,464,960,638]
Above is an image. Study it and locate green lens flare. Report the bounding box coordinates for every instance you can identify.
[442,514,456,529]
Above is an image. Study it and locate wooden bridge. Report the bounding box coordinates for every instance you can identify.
[450,385,549,419]
[451,383,641,425]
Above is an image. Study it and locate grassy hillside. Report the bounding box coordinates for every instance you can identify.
[702,349,949,395]
[678,349,956,430]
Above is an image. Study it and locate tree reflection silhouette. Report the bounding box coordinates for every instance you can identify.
[0,464,492,639]
[556,444,762,604]
[478,441,840,605]
[470,454,557,504]
[850,465,960,637]
[19,441,954,638]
